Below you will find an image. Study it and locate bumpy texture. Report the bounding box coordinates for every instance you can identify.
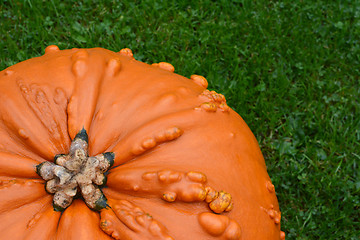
[0,46,284,239]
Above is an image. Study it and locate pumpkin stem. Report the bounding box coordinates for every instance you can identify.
[36,129,114,211]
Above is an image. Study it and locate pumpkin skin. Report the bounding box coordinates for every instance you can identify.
[0,46,284,240]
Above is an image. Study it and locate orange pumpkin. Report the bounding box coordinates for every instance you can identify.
[0,46,285,240]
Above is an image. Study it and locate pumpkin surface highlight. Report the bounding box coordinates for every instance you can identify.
[0,46,284,239]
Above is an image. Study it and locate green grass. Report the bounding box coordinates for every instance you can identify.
[1,0,359,239]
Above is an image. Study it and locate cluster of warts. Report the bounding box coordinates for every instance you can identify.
[0,179,41,189]
[261,204,285,240]
[198,89,230,113]
[262,204,282,225]
[156,171,234,214]
[131,127,183,156]
[100,199,174,240]
[36,129,114,211]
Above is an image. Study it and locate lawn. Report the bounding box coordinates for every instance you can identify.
[1,0,359,239]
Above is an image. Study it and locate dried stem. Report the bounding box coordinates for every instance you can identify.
[36,128,114,211]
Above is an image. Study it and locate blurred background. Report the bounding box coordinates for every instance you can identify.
[1,0,359,239]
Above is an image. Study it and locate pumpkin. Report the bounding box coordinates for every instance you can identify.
[0,46,285,240]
